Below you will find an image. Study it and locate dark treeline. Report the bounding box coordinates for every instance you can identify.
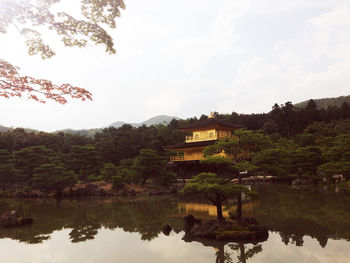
[0,99,350,193]
[210,100,350,137]
[0,123,185,193]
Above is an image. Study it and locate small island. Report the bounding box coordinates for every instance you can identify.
[181,172,268,243]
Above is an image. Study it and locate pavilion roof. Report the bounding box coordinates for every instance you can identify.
[180,118,245,131]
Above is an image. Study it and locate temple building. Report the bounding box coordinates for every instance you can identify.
[164,115,245,162]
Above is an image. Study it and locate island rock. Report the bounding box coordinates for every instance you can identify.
[1,210,33,228]
[184,215,268,243]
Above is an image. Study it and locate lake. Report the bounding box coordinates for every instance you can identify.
[0,184,350,263]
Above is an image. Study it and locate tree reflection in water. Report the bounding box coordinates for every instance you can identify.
[251,184,350,247]
[0,184,350,249]
[215,243,263,263]
[0,197,181,244]
[183,233,264,263]
[227,243,262,263]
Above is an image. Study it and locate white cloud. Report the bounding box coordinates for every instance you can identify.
[163,0,245,76]
[216,1,350,113]
[1,0,350,130]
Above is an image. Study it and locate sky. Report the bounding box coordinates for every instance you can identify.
[0,0,349,132]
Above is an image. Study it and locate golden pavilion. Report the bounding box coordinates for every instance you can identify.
[164,114,245,162]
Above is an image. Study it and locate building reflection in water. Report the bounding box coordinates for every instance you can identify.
[175,201,259,220]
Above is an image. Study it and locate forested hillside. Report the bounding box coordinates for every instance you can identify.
[295,95,350,110]
[212,99,350,137]
[0,99,349,194]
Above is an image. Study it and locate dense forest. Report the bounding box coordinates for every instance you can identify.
[0,99,349,194]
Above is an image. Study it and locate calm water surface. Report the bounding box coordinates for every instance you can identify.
[0,184,350,263]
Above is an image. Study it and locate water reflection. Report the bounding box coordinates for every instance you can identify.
[182,234,265,263]
[278,217,329,247]
[0,198,182,244]
[176,201,257,220]
[0,184,350,263]
[226,243,262,263]
[251,184,350,247]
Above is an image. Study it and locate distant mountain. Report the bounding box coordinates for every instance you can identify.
[109,115,180,128]
[108,121,125,129]
[57,128,101,137]
[0,125,11,132]
[0,125,39,133]
[295,95,350,109]
[55,115,180,137]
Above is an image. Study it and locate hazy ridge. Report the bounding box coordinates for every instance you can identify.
[294,95,350,109]
[109,115,179,129]
[1,95,349,134]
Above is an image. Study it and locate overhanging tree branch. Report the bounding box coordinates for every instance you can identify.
[0,0,125,103]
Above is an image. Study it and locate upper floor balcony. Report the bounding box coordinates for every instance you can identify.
[185,132,218,143]
[185,132,237,143]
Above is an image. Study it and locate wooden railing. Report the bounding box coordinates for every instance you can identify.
[185,132,218,143]
[169,154,205,162]
[170,156,185,162]
[185,133,237,143]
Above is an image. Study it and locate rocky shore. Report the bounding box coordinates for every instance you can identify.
[0,182,179,199]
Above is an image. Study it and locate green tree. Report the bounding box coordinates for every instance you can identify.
[232,161,257,221]
[282,102,296,137]
[116,158,138,184]
[318,161,350,181]
[110,175,124,190]
[204,130,269,174]
[14,146,52,185]
[202,134,260,222]
[100,163,118,183]
[293,132,317,147]
[340,102,350,119]
[233,161,258,174]
[0,149,18,188]
[234,129,273,152]
[32,163,77,197]
[200,156,234,174]
[318,133,350,181]
[204,138,240,156]
[100,162,129,188]
[233,161,258,183]
[182,172,251,222]
[202,130,266,178]
[252,148,292,178]
[293,146,324,177]
[132,149,174,186]
[68,145,102,182]
[262,119,279,134]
